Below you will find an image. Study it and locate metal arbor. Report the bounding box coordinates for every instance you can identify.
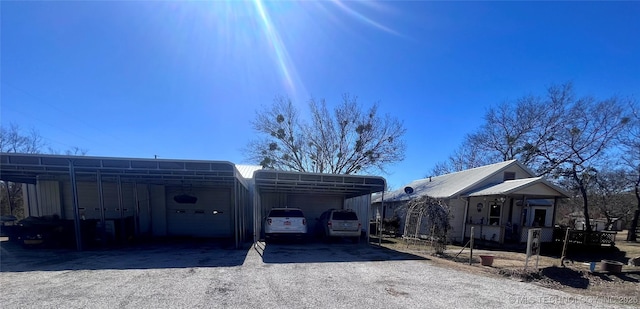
[402,195,450,253]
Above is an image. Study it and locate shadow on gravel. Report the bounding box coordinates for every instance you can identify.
[0,238,249,272]
[592,271,640,283]
[539,267,590,289]
[256,239,429,264]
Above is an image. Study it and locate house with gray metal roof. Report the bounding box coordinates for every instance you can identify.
[372,160,569,245]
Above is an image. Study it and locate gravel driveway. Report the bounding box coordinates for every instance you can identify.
[1,240,637,308]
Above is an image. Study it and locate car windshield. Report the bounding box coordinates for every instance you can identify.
[332,211,358,220]
[269,209,304,217]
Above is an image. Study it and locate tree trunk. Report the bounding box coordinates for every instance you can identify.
[629,210,639,242]
[2,182,14,216]
[580,185,592,232]
[572,167,592,232]
[627,179,640,241]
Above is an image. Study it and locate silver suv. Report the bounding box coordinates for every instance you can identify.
[318,209,361,242]
[264,208,307,242]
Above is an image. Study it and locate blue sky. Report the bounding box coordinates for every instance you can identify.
[2,1,639,189]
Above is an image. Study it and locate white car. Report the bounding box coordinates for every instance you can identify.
[264,208,307,241]
[318,209,361,242]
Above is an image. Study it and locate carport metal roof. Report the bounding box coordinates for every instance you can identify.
[253,169,386,198]
[0,153,247,187]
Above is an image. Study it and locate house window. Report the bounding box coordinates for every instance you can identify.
[533,209,547,227]
[504,172,516,181]
[489,203,501,225]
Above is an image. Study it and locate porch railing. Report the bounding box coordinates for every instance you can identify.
[552,228,617,246]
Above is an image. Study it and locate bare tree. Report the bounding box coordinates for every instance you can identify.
[0,124,46,218]
[246,95,406,174]
[431,83,572,176]
[430,138,493,176]
[543,97,629,232]
[0,123,45,154]
[592,168,635,229]
[48,146,88,156]
[431,83,631,233]
[0,123,88,218]
[619,101,640,240]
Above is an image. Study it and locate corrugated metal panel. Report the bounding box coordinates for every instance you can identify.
[36,180,63,217]
[62,181,136,220]
[235,165,262,179]
[344,195,370,236]
[259,192,288,218]
[136,184,151,236]
[288,194,342,234]
[77,182,100,219]
[254,170,385,198]
[149,185,166,236]
[22,183,38,217]
[166,187,232,237]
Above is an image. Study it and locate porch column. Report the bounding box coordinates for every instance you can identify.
[507,197,514,225]
[499,197,506,244]
[551,197,559,227]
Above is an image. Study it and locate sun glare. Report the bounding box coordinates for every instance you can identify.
[252,0,300,97]
[330,0,402,37]
[165,0,401,102]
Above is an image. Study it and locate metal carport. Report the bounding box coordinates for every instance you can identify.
[252,169,386,243]
[0,153,250,249]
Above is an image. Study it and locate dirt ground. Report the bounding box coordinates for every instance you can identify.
[375,230,640,301]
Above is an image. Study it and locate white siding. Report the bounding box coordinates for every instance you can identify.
[166,187,232,237]
[447,198,465,243]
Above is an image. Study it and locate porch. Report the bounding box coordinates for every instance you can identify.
[460,178,568,245]
[464,224,555,244]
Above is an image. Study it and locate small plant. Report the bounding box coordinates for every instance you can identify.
[382,216,400,235]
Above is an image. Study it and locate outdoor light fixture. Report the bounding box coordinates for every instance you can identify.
[496,196,506,204]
